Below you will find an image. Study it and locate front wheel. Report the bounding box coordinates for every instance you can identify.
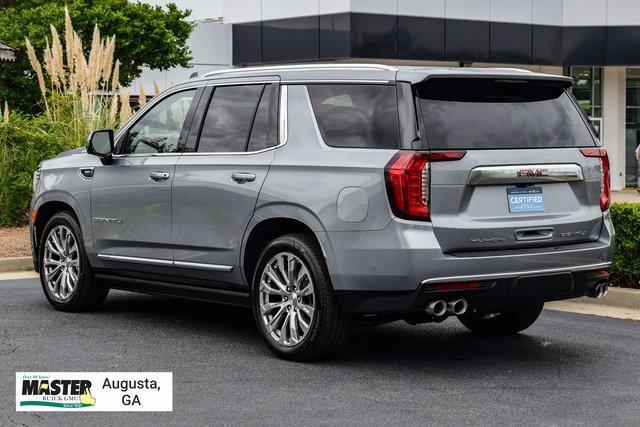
[458,303,544,336]
[39,211,109,311]
[251,234,351,361]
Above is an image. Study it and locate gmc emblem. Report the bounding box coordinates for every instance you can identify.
[517,168,549,178]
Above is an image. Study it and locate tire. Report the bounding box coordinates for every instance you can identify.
[38,211,108,312]
[458,303,544,336]
[251,234,351,361]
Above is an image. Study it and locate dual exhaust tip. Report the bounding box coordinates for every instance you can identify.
[426,299,468,317]
[589,282,609,299]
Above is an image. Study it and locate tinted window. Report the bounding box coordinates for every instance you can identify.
[198,85,263,153]
[122,90,196,154]
[307,84,399,149]
[247,84,277,152]
[417,79,595,150]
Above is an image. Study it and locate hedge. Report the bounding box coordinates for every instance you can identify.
[609,203,640,289]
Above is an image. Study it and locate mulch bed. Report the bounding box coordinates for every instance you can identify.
[0,226,30,258]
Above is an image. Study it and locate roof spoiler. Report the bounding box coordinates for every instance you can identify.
[398,69,573,88]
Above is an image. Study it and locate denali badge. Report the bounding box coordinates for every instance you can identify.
[517,168,549,178]
[92,217,125,224]
[469,237,506,244]
[560,230,587,238]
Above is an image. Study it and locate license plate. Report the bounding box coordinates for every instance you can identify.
[507,187,545,213]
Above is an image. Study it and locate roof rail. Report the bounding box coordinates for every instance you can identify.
[202,63,398,78]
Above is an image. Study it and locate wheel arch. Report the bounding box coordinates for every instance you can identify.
[32,191,94,268]
[241,204,338,290]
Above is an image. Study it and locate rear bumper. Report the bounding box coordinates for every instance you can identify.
[324,213,615,314]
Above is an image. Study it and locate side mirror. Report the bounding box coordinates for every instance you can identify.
[87,129,114,164]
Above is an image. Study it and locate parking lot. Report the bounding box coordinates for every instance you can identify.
[2,278,640,426]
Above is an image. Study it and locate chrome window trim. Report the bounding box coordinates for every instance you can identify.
[98,253,234,272]
[467,163,585,185]
[180,84,288,157]
[281,79,392,84]
[420,262,611,285]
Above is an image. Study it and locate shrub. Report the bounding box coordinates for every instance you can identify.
[609,203,640,289]
[0,112,68,225]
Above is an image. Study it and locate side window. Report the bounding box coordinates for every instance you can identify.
[247,84,278,152]
[197,85,264,153]
[121,89,196,154]
[307,84,399,149]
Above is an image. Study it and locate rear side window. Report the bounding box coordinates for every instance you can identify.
[247,84,278,152]
[307,84,399,149]
[416,78,595,150]
[198,85,264,152]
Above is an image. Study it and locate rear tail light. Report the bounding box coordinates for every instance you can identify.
[580,148,610,211]
[385,151,466,221]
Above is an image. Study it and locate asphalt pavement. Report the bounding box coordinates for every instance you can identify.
[2,278,640,426]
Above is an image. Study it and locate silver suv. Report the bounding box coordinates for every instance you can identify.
[30,64,614,360]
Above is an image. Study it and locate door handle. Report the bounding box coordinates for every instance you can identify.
[231,172,256,184]
[149,171,170,182]
[515,227,554,241]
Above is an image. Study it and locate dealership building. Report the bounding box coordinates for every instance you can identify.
[139,0,640,190]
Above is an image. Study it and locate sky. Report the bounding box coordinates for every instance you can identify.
[137,0,224,21]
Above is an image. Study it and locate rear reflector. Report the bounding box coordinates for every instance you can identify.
[434,282,480,291]
[385,151,466,221]
[580,148,610,212]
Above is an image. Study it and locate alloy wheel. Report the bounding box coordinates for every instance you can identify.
[43,225,80,301]
[258,252,316,347]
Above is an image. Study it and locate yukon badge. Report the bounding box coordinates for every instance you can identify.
[92,217,125,224]
[517,168,549,178]
[469,237,506,244]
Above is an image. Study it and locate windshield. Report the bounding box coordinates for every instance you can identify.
[416,78,596,150]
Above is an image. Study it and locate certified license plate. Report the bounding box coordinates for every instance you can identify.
[507,187,545,213]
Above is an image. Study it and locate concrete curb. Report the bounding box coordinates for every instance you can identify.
[0,256,33,273]
[566,287,640,311]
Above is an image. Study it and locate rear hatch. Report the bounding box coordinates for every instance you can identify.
[415,77,605,253]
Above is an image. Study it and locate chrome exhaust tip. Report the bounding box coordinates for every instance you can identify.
[446,299,468,316]
[589,282,609,299]
[425,300,447,317]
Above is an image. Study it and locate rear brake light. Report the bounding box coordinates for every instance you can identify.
[580,148,610,212]
[385,151,466,221]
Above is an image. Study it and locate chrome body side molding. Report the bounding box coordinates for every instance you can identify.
[97,254,233,272]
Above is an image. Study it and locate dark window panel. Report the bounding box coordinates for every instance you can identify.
[606,26,640,66]
[262,16,319,63]
[232,22,262,65]
[350,13,398,59]
[532,25,563,65]
[445,19,490,63]
[307,84,399,149]
[247,85,277,152]
[320,13,351,60]
[563,26,606,66]
[398,16,444,61]
[490,22,532,64]
[198,85,264,153]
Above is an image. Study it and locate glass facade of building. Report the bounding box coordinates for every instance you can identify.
[627,69,640,187]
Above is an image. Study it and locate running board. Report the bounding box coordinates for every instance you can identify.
[95,274,250,307]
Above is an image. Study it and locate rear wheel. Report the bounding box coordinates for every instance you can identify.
[252,234,351,361]
[458,303,544,336]
[39,211,108,311]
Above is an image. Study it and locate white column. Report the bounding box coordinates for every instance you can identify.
[602,66,626,191]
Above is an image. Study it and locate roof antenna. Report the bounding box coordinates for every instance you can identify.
[189,72,198,79]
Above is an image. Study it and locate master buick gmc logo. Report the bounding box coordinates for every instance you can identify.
[517,168,549,178]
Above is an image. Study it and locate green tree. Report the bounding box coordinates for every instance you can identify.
[0,0,192,113]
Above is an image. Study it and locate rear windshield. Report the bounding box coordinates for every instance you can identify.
[416,79,595,150]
